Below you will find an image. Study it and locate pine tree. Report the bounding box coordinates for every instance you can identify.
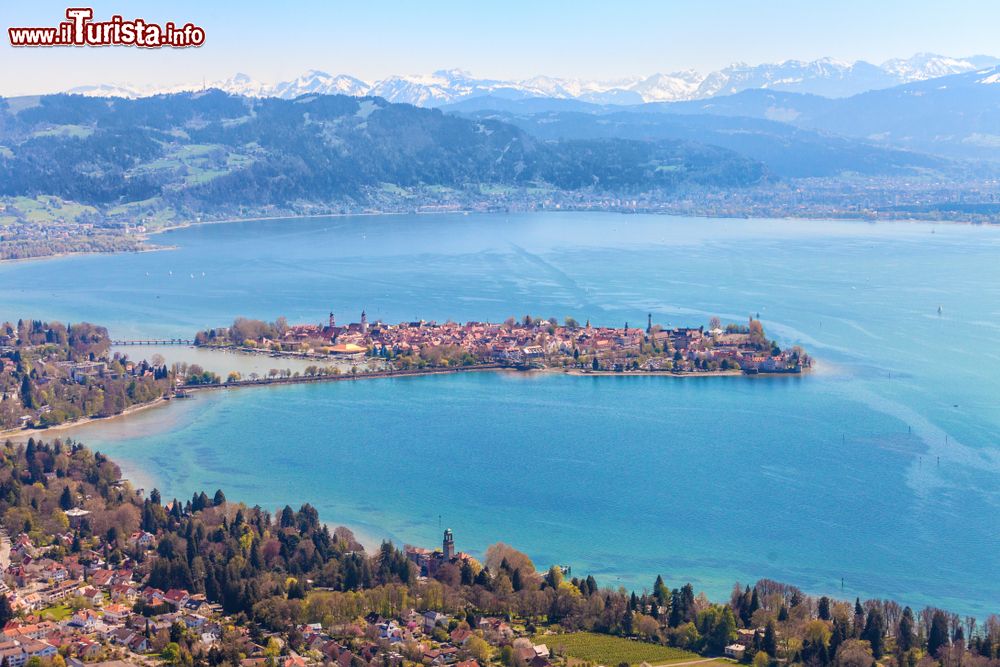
[928,611,950,658]
[818,596,831,621]
[654,575,670,606]
[59,485,73,510]
[668,589,682,628]
[862,608,885,658]
[763,620,778,658]
[739,586,753,627]
[0,595,12,628]
[897,607,915,654]
[749,586,760,617]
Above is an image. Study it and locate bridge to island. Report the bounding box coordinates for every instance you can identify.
[112,339,193,346]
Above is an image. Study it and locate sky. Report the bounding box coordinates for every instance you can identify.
[1,0,998,96]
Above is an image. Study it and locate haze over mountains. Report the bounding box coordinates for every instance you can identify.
[66,53,1000,106]
[4,50,1000,234]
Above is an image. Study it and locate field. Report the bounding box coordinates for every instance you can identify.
[38,603,73,621]
[534,632,700,667]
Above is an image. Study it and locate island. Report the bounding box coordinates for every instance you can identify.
[0,313,809,432]
[193,311,810,378]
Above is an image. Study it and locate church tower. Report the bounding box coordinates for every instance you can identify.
[361,309,369,334]
[647,313,652,334]
[329,312,335,328]
[442,528,455,560]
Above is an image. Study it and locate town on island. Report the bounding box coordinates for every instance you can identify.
[1,313,809,431]
[188,311,810,380]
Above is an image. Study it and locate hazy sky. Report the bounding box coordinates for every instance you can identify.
[2,0,998,95]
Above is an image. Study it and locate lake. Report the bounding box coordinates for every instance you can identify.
[3,212,1000,616]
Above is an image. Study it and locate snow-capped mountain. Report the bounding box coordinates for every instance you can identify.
[61,53,1000,106]
[692,58,899,99]
[630,71,703,103]
[880,52,1000,81]
[270,70,369,99]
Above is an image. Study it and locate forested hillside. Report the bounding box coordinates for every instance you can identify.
[0,91,768,220]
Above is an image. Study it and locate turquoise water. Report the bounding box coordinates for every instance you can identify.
[3,212,1000,615]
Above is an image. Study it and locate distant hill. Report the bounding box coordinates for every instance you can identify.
[450,107,949,178]
[654,66,1000,159]
[0,91,769,218]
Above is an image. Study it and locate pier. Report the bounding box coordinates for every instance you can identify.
[111,339,193,346]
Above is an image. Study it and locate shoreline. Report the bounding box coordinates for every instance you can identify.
[1,207,980,265]
[0,243,177,265]
[2,361,806,441]
[0,394,173,440]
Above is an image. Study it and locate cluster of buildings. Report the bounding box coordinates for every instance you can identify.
[260,312,806,374]
[0,526,227,666]
[0,523,556,667]
[404,530,474,578]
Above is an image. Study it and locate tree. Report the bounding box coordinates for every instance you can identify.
[213,489,227,506]
[861,608,885,658]
[59,485,73,510]
[819,596,832,621]
[929,610,950,658]
[763,620,779,658]
[466,636,491,662]
[635,613,661,639]
[546,565,564,589]
[698,605,737,654]
[749,586,760,619]
[834,640,874,667]
[20,375,33,409]
[654,575,670,606]
[897,607,915,654]
[0,595,13,628]
[161,642,182,665]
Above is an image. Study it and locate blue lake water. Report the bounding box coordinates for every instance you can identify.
[3,212,1000,615]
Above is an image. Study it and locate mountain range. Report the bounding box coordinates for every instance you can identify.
[0,91,768,219]
[65,53,1000,106]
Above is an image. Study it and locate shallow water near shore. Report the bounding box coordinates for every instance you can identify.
[4,212,1000,615]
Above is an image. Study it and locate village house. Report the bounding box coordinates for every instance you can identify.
[0,638,59,667]
[128,531,155,550]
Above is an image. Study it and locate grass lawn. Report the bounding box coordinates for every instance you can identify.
[39,603,73,621]
[534,632,699,667]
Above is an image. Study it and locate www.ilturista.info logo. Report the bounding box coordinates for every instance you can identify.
[8,8,205,48]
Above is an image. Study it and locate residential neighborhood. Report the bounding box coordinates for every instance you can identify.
[0,523,559,667]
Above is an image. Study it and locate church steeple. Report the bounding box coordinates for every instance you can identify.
[442,528,455,560]
[646,313,652,334]
[360,309,369,334]
[329,312,335,328]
